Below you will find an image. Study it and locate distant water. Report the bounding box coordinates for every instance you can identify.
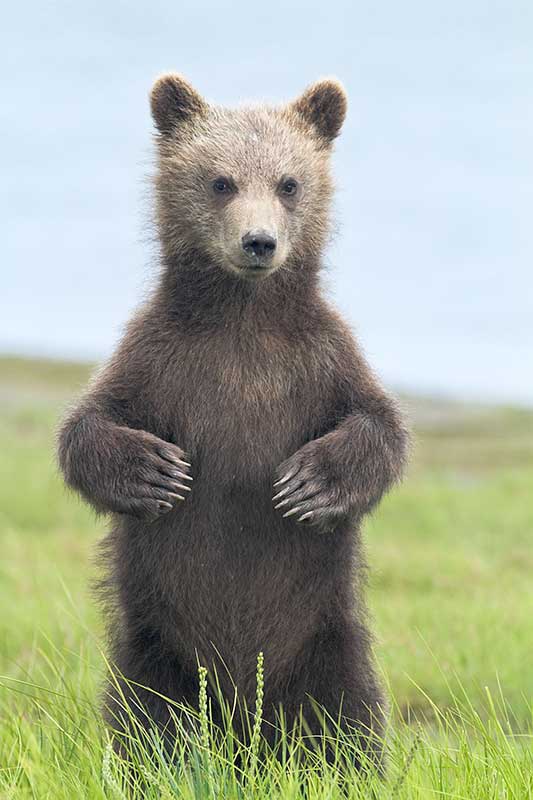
[2,0,532,404]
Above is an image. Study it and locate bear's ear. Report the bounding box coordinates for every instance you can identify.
[150,74,208,135]
[289,79,347,145]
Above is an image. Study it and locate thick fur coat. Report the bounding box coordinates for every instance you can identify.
[58,75,409,764]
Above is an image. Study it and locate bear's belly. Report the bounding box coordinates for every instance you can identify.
[119,484,350,694]
[119,341,346,690]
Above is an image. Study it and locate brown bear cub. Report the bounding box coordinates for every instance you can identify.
[58,74,409,766]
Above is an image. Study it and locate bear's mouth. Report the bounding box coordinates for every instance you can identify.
[228,260,277,280]
[241,264,276,279]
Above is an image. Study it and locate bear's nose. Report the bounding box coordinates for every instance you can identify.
[242,230,277,260]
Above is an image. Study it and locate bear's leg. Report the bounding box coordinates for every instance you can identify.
[102,631,201,759]
[274,621,387,772]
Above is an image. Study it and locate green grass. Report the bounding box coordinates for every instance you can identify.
[1,354,532,798]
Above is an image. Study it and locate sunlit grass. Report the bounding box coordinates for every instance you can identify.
[1,645,532,798]
[1,355,532,797]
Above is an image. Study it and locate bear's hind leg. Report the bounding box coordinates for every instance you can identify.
[103,632,200,760]
[278,621,387,772]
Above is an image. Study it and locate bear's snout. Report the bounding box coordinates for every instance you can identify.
[241,229,277,262]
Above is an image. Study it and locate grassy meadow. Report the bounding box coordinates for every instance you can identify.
[0,355,532,798]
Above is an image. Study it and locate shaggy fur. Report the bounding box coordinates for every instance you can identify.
[58,75,409,765]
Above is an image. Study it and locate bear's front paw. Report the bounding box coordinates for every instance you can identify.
[106,429,194,522]
[272,442,347,530]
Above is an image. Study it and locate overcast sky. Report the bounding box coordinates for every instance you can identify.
[2,1,532,403]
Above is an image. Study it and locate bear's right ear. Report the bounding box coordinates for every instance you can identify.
[150,74,208,135]
[289,78,347,146]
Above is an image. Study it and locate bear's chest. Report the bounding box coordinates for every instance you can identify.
[154,328,335,478]
[181,334,305,430]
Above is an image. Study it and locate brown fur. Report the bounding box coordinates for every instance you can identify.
[57,75,409,766]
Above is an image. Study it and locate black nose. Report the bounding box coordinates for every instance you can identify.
[242,230,277,259]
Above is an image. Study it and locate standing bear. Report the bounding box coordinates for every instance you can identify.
[58,74,409,765]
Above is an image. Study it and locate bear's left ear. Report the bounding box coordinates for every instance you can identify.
[150,73,208,135]
[289,79,347,146]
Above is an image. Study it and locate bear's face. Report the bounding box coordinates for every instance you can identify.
[151,76,347,281]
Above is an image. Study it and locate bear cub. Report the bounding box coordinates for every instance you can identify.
[58,74,409,766]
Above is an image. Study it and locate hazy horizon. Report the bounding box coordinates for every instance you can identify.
[2,1,532,404]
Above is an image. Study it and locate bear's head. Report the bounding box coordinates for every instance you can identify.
[150,75,347,282]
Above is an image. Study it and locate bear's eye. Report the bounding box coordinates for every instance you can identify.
[212,177,232,194]
[280,178,299,197]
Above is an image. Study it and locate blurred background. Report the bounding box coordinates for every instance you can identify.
[0,1,532,794]
[2,0,532,403]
